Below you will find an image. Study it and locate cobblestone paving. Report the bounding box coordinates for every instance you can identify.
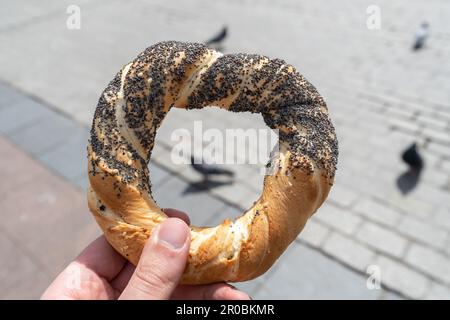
[1,0,450,299]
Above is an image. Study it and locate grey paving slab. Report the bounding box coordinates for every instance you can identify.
[327,183,360,208]
[152,109,265,188]
[375,255,430,299]
[426,282,450,300]
[316,203,362,236]
[0,82,23,108]
[150,141,206,183]
[148,161,172,187]
[299,219,330,247]
[321,232,376,272]
[397,215,448,250]
[355,223,409,259]
[253,243,382,300]
[0,97,53,134]
[205,204,246,227]
[38,127,89,181]
[8,111,80,156]
[406,244,450,285]
[151,175,230,226]
[209,179,260,211]
[352,197,403,229]
[380,291,405,300]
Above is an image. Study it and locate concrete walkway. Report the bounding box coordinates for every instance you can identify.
[1,0,450,299]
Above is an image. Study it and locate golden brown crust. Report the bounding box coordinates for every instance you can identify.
[87,41,338,284]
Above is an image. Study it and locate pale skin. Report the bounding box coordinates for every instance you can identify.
[42,209,251,300]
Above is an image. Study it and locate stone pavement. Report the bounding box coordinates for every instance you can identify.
[1,0,450,299]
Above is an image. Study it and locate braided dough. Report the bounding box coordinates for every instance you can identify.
[87,41,338,284]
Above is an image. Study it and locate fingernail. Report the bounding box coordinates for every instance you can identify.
[156,218,188,250]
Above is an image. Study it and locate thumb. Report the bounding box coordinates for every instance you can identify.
[120,218,190,300]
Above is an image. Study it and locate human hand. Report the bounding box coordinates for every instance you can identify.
[41,209,250,300]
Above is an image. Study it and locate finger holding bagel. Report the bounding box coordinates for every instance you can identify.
[87,41,338,285]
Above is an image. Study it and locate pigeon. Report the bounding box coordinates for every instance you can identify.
[205,26,228,47]
[397,142,424,194]
[412,21,429,51]
[190,155,234,179]
[401,143,424,173]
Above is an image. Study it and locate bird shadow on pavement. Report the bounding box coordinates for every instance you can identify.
[182,179,233,195]
[396,170,421,195]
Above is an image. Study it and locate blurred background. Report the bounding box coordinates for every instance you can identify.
[1,0,449,299]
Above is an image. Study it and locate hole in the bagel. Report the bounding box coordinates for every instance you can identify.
[148,107,271,227]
